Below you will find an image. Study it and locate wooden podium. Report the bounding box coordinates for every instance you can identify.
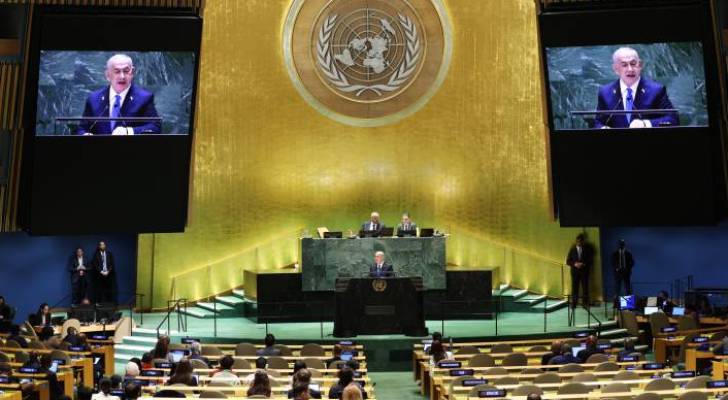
[333,277,428,337]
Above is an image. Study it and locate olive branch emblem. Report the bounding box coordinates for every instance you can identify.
[316,13,421,97]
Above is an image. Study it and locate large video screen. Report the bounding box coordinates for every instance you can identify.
[546,42,708,130]
[36,51,196,135]
[19,9,202,234]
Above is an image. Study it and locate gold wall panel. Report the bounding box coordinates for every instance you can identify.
[137,0,601,309]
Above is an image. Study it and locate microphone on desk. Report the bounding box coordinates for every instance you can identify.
[603,96,623,128]
[87,102,110,134]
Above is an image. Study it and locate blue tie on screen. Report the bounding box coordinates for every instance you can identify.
[625,88,633,123]
[111,94,121,131]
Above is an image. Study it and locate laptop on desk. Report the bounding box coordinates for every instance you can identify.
[419,228,435,237]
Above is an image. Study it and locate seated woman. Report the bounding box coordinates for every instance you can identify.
[246,371,272,398]
[327,367,366,399]
[30,303,52,327]
[287,368,321,399]
[151,335,172,362]
[167,359,197,386]
[342,384,363,400]
[428,340,453,366]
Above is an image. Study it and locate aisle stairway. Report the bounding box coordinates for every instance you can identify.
[178,289,250,319]
[494,284,569,313]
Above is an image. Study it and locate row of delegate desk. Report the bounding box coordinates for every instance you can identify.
[130,342,376,400]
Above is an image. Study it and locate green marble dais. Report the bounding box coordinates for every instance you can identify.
[301,237,446,291]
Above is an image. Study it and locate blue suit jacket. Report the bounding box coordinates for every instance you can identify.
[369,263,394,278]
[594,78,678,129]
[77,84,161,135]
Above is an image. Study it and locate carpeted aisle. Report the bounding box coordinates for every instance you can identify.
[368,372,425,400]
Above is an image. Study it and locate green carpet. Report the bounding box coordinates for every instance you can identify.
[368,372,424,400]
[134,306,610,340]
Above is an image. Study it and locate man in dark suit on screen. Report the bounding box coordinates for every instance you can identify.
[92,241,117,303]
[77,54,161,135]
[369,251,394,278]
[594,47,678,129]
[611,239,634,298]
[566,233,594,308]
[67,247,90,304]
[361,211,385,236]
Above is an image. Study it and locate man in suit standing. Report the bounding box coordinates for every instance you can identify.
[361,212,385,236]
[566,233,594,308]
[77,54,161,135]
[611,239,634,299]
[369,251,394,278]
[396,213,417,236]
[92,241,116,303]
[67,247,90,304]
[594,47,678,129]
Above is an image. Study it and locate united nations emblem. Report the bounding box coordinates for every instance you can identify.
[283,0,452,127]
[372,279,388,292]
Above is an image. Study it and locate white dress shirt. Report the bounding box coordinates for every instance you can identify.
[619,78,652,127]
[108,86,134,134]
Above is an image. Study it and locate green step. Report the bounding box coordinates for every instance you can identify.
[215,295,246,307]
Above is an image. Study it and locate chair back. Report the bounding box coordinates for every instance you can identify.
[201,346,223,356]
[678,392,709,400]
[648,312,670,335]
[594,361,619,371]
[467,353,495,368]
[677,316,698,331]
[619,310,640,336]
[302,357,326,370]
[643,378,676,392]
[634,393,660,400]
[502,352,527,366]
[685,375,711,389]
[585,353,609,364]
[494,376,518,385]
[455,345,480,355]
[558,363,584,373]
[234,342,257,356]
[199,391,227,398]
[512,384,543,396]
[153,390,186,398]
[483,367,508,376]
[557,382,590,395]
[272,344,292,356]
[602,382,630,394]
[231,357,251,369]
[534,372,561,384]
[571,373,596,383]
[266,356,288,370]
[189,359,209,369]
[489,343,513,354]
[613,370,640,381]
[300,343,325,357]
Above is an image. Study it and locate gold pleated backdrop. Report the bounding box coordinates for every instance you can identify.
[137,0,601,309]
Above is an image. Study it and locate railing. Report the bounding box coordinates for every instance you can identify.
[566,295,603,332]
[254,301,328,339]
[448,225,573,300]
[438,298,502,337]
[156,298,188,337]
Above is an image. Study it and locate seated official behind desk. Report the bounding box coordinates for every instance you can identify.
[396,213,417,237]
[361,212,385,237]
[369,251,394,278]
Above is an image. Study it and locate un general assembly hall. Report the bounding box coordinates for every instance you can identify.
[3,0,728,399]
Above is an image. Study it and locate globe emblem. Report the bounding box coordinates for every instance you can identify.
[284,0,452,126]
[316,2,423,100]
